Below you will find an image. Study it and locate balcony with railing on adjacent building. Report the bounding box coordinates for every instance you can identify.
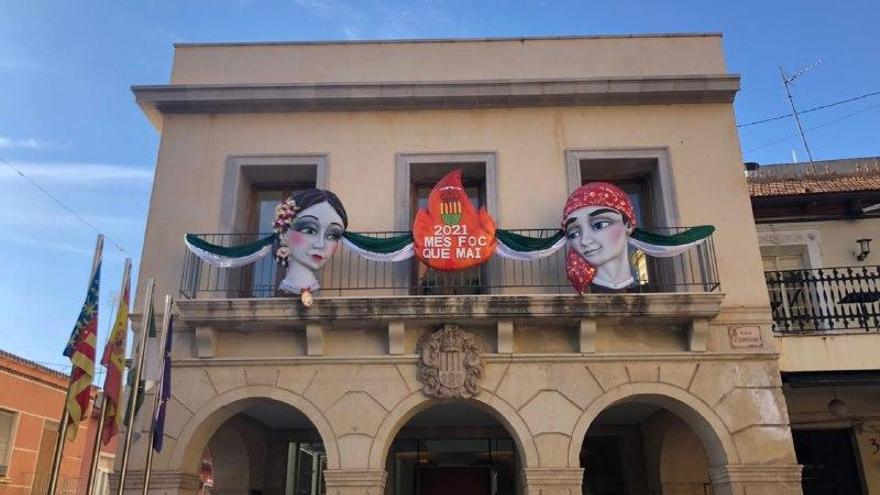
[765,266,880,333]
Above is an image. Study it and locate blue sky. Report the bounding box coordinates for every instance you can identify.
[2,0,879,373]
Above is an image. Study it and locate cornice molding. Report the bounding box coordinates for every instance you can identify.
[133,74,740,120]
[175,293,725,329]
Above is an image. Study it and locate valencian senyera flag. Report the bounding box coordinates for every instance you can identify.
[63,242,102,441]
[152,315,173,452]
[100,261,130,445]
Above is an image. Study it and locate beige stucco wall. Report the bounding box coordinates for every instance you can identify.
[169,35,727,85]
[758,217,880,269]
[778,333,880,372]
[138,102,766,311]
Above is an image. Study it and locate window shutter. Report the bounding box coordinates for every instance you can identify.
[0,409,15,476]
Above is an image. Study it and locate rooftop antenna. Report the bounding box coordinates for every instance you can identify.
[779,60,822,169]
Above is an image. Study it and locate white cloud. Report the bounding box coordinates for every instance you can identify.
[0,135,53,150]
[289,0,457,40]
[0,161,153,184]
[291,0,366,39]
[0,58,49,73]
[0,233,95,257]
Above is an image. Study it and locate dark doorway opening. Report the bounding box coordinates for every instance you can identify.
[794,429,865,495]
[386,403,519,495]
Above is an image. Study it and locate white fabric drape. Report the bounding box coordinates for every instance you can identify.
[184,237,274,268]
[342,238,415,262]
[627,237,708,258]
[494,236,567,261]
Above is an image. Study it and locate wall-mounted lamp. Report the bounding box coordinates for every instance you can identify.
[855,238,872,261]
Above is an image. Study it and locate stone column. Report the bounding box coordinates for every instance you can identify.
[109,470,201,495]
[522,468,584,495]
[323,469,387,495]
[708,465,803,495]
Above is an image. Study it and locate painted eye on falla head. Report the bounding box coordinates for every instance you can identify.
[591,220,613,231]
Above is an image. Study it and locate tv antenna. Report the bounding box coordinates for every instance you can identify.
[779,60,822,167]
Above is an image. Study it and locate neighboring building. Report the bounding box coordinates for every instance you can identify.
[0,350,116,495]
[749,157,880,494]
[121,34,805,495]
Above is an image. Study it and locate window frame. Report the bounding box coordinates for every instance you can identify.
[394,152,498,230]
[395,152,498,295]
[565,148,679,228]
[0,408,20,479]
[220,154,329,233]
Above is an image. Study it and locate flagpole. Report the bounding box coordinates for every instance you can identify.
[84,392,108,495]
[47,234,104,495]
[87,258,132,495]
[116,277,155,495]
[142,294,173,495]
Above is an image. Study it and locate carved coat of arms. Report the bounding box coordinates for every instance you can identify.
[416,324,486,399]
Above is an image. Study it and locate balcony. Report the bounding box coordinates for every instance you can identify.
[765,266,880,334]
[176,228,723,355]
[180,228,720,299]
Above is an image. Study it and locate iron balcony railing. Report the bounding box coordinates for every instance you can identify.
[765,266,880,333]
[180,228,720,299]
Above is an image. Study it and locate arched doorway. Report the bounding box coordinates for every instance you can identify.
[200,398,326,495]
[384,402,521,495]
[580,400,714,495]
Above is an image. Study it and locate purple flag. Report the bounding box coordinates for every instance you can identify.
[152,316,173,452]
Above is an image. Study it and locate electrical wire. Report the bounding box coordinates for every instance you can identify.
[0,154,128,253]
[737,89,880,128]
[743,100,880,154]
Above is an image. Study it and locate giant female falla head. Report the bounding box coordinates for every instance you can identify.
[272,188,348,296]
[562,182,636,294]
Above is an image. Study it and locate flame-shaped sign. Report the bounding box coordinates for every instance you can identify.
[413,169,497,271]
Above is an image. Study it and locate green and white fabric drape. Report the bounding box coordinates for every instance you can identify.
[184,233,277,268]
[183,226,715,267]
[628,226,716,258]
[341,232,414,262]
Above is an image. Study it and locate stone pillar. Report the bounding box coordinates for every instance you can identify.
[708,465,803,495]
[109,470,201,495]
[323,469,387,495]
[522,468,583,495]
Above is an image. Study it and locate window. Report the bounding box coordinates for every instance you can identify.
[0,409,15,477]
[218,155,326,297]
[31,420,59,493]
[570,152,675,288]
[250,183,315,297]
[285,442,325,495]
[761,245,819,329]
[396,154,496,295]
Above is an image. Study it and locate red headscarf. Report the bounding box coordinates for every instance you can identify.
[562,182,636,294]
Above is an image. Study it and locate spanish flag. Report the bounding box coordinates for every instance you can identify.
[100,258,131,445]
[62,237,102,441]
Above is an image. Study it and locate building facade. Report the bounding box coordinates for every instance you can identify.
[750,158,880,494]
[0,350,115,495]
[121,35,805,495]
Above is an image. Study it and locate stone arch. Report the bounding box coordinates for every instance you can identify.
[167,385,341,475]
[567,382,739,468]
[368,390,539,469]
